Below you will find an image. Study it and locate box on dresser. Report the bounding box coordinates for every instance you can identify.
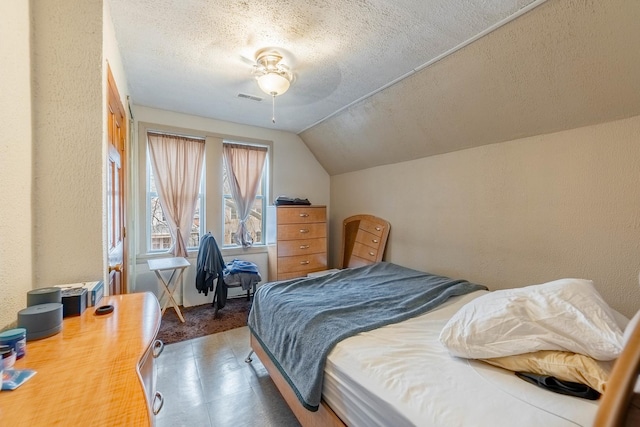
[54,280,104,308]
[60,287,87,317]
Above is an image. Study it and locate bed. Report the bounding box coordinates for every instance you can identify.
[247,262,640,427]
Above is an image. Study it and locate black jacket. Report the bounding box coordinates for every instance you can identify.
[195,233,226,308]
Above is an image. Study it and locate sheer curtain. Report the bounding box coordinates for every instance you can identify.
[148,132,205,257]
[223,143,267,247]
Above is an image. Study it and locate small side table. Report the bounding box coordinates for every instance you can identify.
[147,257,190,323]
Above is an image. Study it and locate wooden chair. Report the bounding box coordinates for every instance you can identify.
[594,315,640,426]
[339,214,390,269]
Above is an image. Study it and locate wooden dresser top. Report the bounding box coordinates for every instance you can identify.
[0,292,160,426]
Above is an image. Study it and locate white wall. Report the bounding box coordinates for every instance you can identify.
[0,1,34,329]
[130,106,330,306]
[330,115,640,318]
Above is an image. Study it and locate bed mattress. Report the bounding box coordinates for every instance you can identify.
[323,290,600,427]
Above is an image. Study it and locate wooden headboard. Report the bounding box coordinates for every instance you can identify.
[339,214,390,269]
[594,314,640,426]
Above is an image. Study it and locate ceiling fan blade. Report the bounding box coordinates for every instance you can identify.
[239,54,255,66]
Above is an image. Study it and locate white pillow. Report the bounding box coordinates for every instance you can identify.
[439,278,624,361]
[623,309,640,346]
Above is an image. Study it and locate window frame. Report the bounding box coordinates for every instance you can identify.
[221,140,269,248]
[135,122,273,258]
[145,147,205,253]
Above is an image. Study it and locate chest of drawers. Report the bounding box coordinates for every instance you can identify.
[268,205,327,281]
[340,214,390,268]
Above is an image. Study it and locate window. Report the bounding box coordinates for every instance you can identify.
[137,122,272,257]
[146,139,205,253]
[222,142,268,246]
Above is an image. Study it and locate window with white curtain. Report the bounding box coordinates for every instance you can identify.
[138,122,272,256]
[222,141,268,247]
[146,135,205,253]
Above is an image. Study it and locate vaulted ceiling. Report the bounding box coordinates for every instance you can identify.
[109,0,640,175]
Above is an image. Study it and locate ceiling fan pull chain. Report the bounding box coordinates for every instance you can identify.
[272,93,276,124]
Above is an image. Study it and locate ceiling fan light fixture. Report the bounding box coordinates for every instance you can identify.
[257,72,290,96]
[251,49,293,124]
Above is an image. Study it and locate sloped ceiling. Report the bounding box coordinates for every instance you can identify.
[302,0,640,175]
[109,0,640,176]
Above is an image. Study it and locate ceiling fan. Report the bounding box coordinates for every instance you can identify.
[249,48,294,124]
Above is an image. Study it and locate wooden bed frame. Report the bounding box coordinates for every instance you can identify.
[250,314,640,427]
[249,333,346,427]
[594,316,640,427]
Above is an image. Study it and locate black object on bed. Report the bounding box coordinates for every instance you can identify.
[248,262,487,411]
[515,372,601,400]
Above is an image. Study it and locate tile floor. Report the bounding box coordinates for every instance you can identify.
[155,326,301,427]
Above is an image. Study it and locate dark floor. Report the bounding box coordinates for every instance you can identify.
[155,326,301,427]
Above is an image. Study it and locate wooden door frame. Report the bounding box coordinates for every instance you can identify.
[107,64,127,294]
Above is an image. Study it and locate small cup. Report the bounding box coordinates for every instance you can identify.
[0,345,16,369]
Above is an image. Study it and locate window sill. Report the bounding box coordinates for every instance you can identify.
[221,245,269,257]
[136,245,269,263]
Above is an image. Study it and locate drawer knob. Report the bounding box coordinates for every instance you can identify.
[375,227,381,231]
[369,252,375,256]
[153,391,164,415]
[372,239,378,243]
[299,213,309,217]
[300,260,310,265]
[300,245,310,249]
[152,339,164,358]
[300,229,309,233]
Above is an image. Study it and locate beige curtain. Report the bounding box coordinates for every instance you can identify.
[148,132,205,257]
[223,143,267,247]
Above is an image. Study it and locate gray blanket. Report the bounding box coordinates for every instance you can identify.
[247,262,487,411]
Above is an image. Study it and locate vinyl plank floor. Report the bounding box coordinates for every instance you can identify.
[156,326,301,427]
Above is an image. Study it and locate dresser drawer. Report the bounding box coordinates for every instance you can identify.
[278,223,326,240]
[278,238,326,257]
[277,206,326,225]
[277,253,327,275]
[352,241,379,262]
[354,229,382,250]
[358,219,387,237]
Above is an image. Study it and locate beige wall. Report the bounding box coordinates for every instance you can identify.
[31,0,105,289]
[104,0,130,105]
[0,1,34,329]
[1,0,110,329]
[330,115,640,318]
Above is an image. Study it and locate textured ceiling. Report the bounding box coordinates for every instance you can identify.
[300,0,640,174]
[108,0,640,176]
[108,0,542,133]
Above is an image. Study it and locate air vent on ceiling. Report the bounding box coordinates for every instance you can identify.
[237,93,263,102]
